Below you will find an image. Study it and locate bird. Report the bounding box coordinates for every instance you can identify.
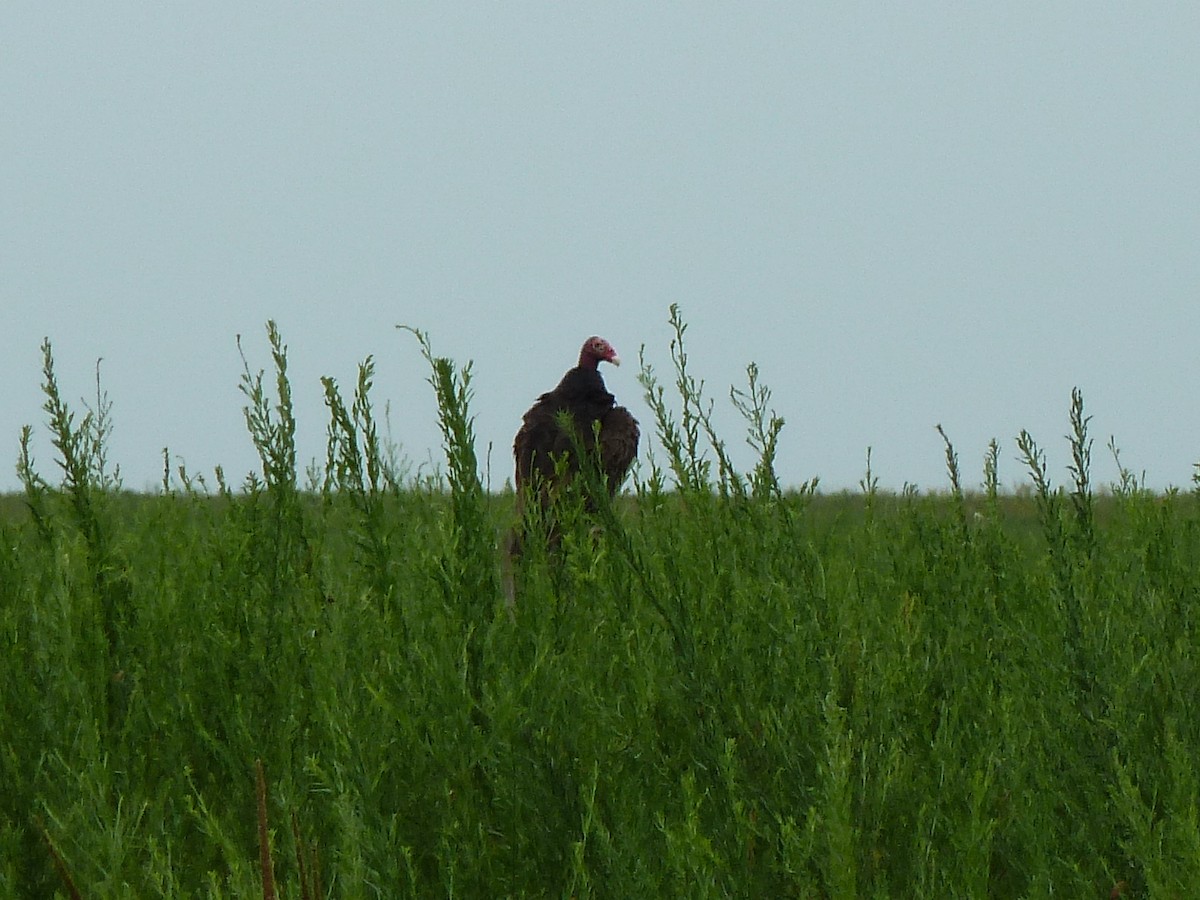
[514,336,639,507]
[503,336,639,606]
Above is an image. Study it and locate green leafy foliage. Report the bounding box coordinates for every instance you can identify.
[0,317,1195,897]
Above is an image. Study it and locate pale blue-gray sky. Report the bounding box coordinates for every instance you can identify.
[3,4,1198,494]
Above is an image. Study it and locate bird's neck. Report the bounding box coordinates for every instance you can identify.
[555,366,607,398]
[576,353,600,370]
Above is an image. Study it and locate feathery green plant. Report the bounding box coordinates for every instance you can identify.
[730,362,787,501]
[400,324,497,726]
[320,355,401,615]
[4,314,1199,898]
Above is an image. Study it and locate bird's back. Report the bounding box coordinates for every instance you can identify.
[513,367,629,493]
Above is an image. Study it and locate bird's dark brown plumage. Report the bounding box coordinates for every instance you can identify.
[512,336,639,515]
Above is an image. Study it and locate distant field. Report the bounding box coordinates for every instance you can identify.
[2,319,1197,897]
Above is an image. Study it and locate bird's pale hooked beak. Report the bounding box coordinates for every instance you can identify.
[609,354,622,367]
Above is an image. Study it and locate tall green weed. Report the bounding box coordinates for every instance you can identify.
[2,315,1199,897]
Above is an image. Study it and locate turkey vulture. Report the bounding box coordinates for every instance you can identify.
[503,336,639,603]
[514,336,639,505]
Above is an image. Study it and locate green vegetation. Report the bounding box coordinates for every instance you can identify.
[2,310,1198,897]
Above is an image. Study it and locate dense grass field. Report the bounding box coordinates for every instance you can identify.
[3,315,1199,897]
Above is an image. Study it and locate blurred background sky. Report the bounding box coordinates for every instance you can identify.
[3,4,1198,494]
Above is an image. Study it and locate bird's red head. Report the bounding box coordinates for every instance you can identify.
[578,336,621,369]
